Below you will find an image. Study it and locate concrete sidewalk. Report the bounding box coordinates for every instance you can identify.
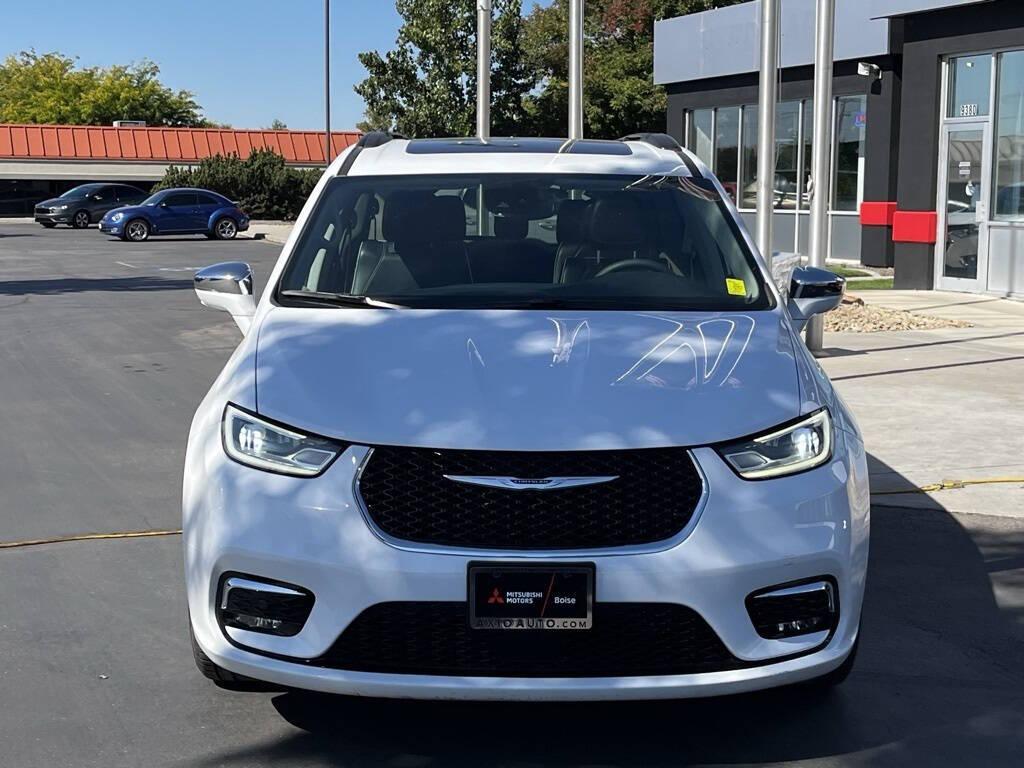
[858,288,1024,328]
[248,220,293,245]
[819,291,1023,518]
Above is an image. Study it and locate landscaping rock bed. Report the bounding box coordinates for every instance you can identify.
[825,295,972,332]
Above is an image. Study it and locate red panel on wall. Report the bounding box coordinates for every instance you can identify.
[892,211,938,243]
[860,201,898,226]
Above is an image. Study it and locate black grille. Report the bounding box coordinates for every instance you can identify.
[312,602,742,677]
[357,447,703,550]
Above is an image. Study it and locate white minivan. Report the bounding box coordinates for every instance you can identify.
[183,133,868,700]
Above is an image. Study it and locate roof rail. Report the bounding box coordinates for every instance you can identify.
[338,131,406,175]
[619,132,703,180]
[356,131,406,148]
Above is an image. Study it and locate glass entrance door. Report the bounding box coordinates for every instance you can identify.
[936,124,990,290]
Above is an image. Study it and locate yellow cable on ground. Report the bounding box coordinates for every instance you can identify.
[0,529,182,550]
[871,477,1024,495]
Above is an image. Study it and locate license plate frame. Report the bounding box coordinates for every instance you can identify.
[468,562,594,631]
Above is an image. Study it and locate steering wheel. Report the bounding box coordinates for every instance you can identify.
[595,258,670,278]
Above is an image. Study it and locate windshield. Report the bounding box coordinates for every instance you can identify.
[59,184,104,199]
[140,192,163,206]
[276,173,771,311]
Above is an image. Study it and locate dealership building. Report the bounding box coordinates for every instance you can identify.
[656,0,1024,295]
[0,123,361,217]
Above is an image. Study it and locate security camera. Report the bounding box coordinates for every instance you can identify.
[857,62,882,80]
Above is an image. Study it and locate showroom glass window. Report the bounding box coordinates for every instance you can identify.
[833,96,867,211]
[801,98,814,203]
[687,108,714,168]
[738,102,800,211]
[774,101,801,210]
[714,106,740,203]
[948,55,992,118]
[994,50,1024,219]
[740,105,759,209]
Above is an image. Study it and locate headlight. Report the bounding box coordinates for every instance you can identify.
[58,204,69,210]
[222,404,344,477]
[717,409,832,479]
[111,212,124,222]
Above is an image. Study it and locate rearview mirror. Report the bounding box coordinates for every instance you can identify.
[786,266,845,333]
[194,262,255,334]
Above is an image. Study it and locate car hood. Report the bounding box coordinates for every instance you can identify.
[254,307,803,451]
[102,204,145,218]
[39,197,82,207]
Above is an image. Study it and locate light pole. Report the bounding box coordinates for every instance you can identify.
[755,0,780,272]
[568,0,584,140]
[476,0,492,236]
[477,0,492,141]
[807,0,836,352]
[324,0,331,167]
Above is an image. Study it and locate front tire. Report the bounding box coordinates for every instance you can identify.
[189,622,274,691]
[213,216,238,240]
[72,210,90,229]
[125,219,150,242]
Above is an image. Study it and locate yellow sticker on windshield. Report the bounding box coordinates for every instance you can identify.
[726,278,746,296]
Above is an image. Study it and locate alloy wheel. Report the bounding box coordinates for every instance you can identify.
[74,211,89,228]
[216,218,237,240]
[126,220,149,241]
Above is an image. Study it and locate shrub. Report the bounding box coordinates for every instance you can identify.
[154,148,321,220]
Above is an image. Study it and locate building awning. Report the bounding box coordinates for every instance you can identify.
[654,0,992,85]
[0,124,362,166]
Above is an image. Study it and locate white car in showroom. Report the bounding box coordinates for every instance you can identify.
[183,132,869,700]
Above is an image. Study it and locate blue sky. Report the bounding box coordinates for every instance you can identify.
[0,0,407,130]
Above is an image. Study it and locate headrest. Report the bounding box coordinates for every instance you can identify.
[556,200,590,244]
[588,196,645,246]
[494,214,528,240]
[382,193,466,244]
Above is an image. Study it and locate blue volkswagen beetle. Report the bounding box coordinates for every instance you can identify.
[99,188,249,242]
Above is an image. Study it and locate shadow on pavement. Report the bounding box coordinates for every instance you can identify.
[0,276,194,295]
[197,455,1024,767]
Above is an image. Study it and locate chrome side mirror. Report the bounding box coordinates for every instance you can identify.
[787,266,845,333]
[194,261,255,334]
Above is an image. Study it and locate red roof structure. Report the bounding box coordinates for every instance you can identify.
[0,124,362,165]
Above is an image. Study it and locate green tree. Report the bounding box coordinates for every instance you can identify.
[522,0,746,138]
[356,1,743,140]
[355,0,529,137]
[0,50,210,126]
[155,149,319,220]
[266,119,288,130]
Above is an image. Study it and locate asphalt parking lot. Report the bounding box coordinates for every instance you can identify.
[1,220,1022,767]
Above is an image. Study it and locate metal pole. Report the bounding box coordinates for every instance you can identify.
[477,0,492,140]
[755,0,779,272]
[806,0,835,352]
[324,0,331,166]
[568,0,584,140]
[476,0,492,236]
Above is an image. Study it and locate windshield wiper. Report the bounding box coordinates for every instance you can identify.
[278,290,406,309]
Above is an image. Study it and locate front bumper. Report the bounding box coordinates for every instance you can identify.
[98,220,124,236]
[184,417,870,700]
[35,212,71,224]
